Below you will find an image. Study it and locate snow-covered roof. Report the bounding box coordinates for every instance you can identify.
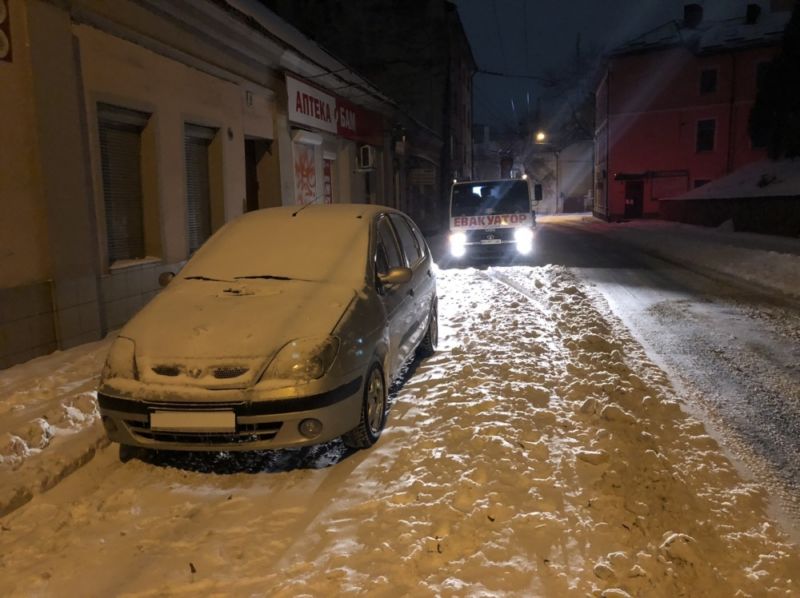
[663,159,800,201]
[613,10,790,56]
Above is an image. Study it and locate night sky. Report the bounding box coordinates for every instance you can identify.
[455,0,760,129]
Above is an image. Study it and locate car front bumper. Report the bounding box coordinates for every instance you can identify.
[97,376,364,452]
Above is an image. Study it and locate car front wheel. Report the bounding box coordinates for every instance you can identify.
[343,362,387,449]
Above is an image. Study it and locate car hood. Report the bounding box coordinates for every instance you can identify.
[122,279,357,388]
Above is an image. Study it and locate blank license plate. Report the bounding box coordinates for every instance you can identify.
[150,410,236,433]
[480,239,502,245]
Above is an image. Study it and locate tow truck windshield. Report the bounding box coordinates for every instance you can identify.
[451,180,531,217]
[448,178,536,258]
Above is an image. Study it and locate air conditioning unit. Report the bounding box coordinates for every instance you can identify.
[357,145,376,171]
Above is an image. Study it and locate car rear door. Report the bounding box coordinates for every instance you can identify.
[388,213,434,347]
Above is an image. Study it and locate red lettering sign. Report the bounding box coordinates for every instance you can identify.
[450,213,530,230]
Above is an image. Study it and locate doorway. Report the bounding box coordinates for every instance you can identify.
[624,180,644,219]
[244,138,270,212]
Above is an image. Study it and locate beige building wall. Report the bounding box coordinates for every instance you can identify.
[0,0,50,288]
[75,24,274,266]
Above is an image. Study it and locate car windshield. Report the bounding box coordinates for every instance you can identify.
[451,180,531,217]
[180,207,370,285]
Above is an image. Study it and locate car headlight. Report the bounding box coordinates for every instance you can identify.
[449,231,467,257]
[263,336,340,382]
[102,336,138,380]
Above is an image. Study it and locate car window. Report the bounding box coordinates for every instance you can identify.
[376,216,404,275]
[405,216,428,260]
[389,214,422,265]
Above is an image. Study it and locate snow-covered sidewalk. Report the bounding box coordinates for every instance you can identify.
[0,265,797,596]
[0,216,800,597]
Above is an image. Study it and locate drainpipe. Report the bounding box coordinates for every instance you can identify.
[606,65,611,219]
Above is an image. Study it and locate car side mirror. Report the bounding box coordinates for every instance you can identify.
[158,271,175,287]
[534,183,543,203]
[378,266,412,286]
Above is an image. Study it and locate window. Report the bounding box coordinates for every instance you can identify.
[696,119,716,152]
[375,216,403,277]
[406,218,428,259]
[699,68,717,94]
[184,124,216,253]
[98,103,150,263]
[388,214,422,265]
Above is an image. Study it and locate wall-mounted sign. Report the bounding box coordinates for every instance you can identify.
[286,73,383,146]
[0,0,12,63]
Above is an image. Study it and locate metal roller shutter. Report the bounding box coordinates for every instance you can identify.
[184,124,216,253]
[98,104,149,263]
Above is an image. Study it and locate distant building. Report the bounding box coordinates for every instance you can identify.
[594,1,791,221]
[262,0,477,230]
[472,124,504,180]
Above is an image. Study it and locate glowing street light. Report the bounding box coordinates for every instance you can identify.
[535,131,547,143]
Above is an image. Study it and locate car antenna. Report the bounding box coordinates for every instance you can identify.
[291,193,326,217]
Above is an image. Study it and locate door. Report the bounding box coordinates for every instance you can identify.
[624,180,644,219]
[244,138,269,212]
[388,213,434,348]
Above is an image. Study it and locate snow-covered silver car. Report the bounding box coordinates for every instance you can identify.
[97,204,437,453]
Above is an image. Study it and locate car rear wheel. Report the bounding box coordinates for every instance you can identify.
[342,362,387,449]
[417,298,438,357]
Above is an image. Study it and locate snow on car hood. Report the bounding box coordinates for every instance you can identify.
[121,279,356,387]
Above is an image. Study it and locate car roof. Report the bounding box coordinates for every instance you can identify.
[247,203,401,223]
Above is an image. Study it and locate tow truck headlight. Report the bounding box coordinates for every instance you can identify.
[449,231,467,257]
[514,227,534,254]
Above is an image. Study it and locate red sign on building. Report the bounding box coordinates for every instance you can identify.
[287,74,383,146]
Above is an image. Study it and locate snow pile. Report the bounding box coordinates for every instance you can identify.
[0,339,111,515]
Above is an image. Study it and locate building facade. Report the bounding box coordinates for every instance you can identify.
[0,0,402,369]
[262,0,475,231]
[594,2,791,221]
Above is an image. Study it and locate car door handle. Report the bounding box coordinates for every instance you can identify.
[407,288,415,297]
[427,269,432,277]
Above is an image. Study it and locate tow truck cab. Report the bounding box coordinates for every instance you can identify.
[448,178,542,258]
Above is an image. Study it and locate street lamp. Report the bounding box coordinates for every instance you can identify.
[535,131,547,144]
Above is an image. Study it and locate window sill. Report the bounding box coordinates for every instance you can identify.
[109,256,163,272]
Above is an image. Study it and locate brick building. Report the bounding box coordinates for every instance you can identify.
[594,1,792,221]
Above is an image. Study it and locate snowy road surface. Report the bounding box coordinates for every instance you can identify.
[1,263,798,596]
[533,219,800,530]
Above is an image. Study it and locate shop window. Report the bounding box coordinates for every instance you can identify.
[184,124,216,253]
[98,103,150,264]
[696,119,716,152]
[699,68,717,94]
